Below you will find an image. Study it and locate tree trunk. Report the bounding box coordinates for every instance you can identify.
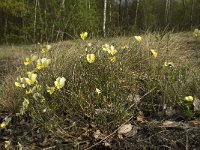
[88,0,91,10]
[190,0,194,29]
[134,0,140,26]
[4,16,8,43]
[165,0,170,25]
[44,0,48,42]
[109,2,112,22]
[118,0,122,27]
[34,0,38,43]
[103,0,107,37]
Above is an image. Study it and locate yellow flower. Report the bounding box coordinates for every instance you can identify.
[102,44,110,51]
[88,43,92,47]
[80,32,88,40]
[24,58,31,65]
[121,45,129,49]
[25,73,37,85]
[86,54,95,63]
[193,29,200,37]
[18,142,23,150]
[54,77,66,89]
[41,45,52,53]
[1,122,8,128]
[102,44,117,55]
[0,116,11,128]
[5,140,11,148]
[24,55,38,66]
[36,58,51,70]
[134,36,142,43]
[95,88,101,94]
[25,85,38,94]
[164,62,174,67]
[150,49,158,58]
[23,98,29,108]
[47,86,55,95]
[109,56,116,62]
[108,45,117,55]
[184,96,193,102]
[15,77,27,88]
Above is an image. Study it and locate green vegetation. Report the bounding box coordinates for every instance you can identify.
[0,31,200,149]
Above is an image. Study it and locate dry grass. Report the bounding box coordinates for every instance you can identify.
[0,32,200,149]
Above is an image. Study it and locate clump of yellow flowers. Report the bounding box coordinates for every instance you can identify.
[102,44,118,62]
[14,44,66,116]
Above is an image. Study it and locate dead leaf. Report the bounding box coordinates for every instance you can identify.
[117,134,123,139]
[193,96,200,111]
[118,124,133,135]
[94,130,106,140]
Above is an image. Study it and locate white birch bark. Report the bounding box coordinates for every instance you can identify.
[134,0,140,26]
[103,0,107,37]
[34,0,38,43]
[109,3,112,22]
[165,0,170,25]
[190,0,194,28]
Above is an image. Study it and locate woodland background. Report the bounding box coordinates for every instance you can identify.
[0,0,200,44]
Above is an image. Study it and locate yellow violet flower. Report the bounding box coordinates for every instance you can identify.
[184,96,193,102]
[134,36,142,43]
[95,88,101,94]
[24,58,31,65]
[150,49,158,58]
[41,45,52,53]
[86,54,95,63]
[0,116,11,128]
[25,73,37,85]
[47,86,55,95]
[193,29,200,37]
[1,122,8,128]
[102,44,117,55]
[18,142,23,150]
[5,140,11,148]
[24,54,38,66]
[23,98,29,109]
[36,58,51,70]
[121,45,129,49]
[88,43,92,47]
[15,77,27,88]
[54,77,66,89]
[102,44,110,51]
[25,85,38,94]
[164,62,174,67]
[109,56,116,62]
[80,32,88,40]
[108,45,117,55]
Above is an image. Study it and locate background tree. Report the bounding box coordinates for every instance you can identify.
[0,0,200,44]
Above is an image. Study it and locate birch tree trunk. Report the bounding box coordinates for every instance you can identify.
[103,0,107,37]
[4,16,8,43]
[190,0,194,29]
[34,0,38,43]
[60,0,65,40]
[44,0,48,42]
[118,0,121,27]
[109,2,112,22]
[165,0,170,25]
[88,0,91,10]
[134,0,140,26]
